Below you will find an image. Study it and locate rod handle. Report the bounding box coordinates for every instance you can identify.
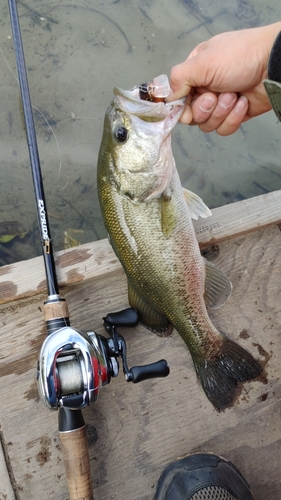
[59,425,94,500]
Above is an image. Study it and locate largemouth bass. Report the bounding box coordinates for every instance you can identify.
[97,75,262,412]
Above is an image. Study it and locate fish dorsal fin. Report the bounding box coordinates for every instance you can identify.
[183,188,212,220]
[203,258,232,308]
[128,280,173,336]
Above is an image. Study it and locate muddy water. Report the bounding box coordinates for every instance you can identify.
[0,0,281,265]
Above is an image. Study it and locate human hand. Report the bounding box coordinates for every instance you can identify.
[169,22,281,135]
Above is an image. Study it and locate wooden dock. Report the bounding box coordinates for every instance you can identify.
[1,191,281,499]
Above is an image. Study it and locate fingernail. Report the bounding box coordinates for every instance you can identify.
[234,95,248,113]
[219,92,236,109]
[199,96,216,113]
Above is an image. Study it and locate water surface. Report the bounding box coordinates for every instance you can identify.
[0,0,281,265]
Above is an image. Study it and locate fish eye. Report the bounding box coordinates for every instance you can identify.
[115,126,128,143]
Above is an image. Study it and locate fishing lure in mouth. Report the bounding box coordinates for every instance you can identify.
[139,74,172,102]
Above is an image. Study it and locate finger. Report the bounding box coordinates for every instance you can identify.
[169,63,193,100]
[178,94,193,124]
[215,96,249,136]
[169,42,220,101]
[169,54,211,100]
[190,92,218,124]
[194,92,237,132]
[186,41,207,60]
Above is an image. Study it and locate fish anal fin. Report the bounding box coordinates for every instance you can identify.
[183,187,212,220]
[128,280,173,337]
[192,335,262,412]
[203,258,232,309]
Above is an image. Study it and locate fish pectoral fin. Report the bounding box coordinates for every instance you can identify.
[203,258,232,308]
[128,280,173,337]
[183,187,212,220]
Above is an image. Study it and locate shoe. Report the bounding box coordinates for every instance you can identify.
[154,452,255,499]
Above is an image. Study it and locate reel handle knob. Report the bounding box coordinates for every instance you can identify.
[104,308,139,328]
[127,359,169,383]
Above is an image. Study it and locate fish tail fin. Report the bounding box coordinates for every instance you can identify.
[192,336,262,412]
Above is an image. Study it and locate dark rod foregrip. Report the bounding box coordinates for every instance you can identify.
[59,408,94,500]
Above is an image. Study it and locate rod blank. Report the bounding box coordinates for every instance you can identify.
[8,0,58,296]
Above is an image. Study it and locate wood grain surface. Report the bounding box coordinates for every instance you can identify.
[1,190,281,305]
[0,223,281,499]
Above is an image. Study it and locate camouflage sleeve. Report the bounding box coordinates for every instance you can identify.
[263,31,281,120]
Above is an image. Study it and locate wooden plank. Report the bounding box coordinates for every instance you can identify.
[194,189,281,246]
[0,224,280,499]
[0,441,15,500]
[0,238,121,305]
[1,190,281,305]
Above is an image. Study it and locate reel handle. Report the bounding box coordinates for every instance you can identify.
[104,310,170,385]
[104,308,139,328]
[128,359,170,383]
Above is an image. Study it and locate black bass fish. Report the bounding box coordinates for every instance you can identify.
[97,75,262,411]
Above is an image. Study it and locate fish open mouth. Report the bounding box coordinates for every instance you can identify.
[113,74,186,125]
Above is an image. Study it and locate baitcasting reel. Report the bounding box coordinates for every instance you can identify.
[37,308,170,411]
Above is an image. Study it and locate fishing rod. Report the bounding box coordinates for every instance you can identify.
[8,1,169,498]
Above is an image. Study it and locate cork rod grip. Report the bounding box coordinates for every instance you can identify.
[43,301,69,322]
[59,426,94,500]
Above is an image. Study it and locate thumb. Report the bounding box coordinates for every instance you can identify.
[168,52,208,101]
